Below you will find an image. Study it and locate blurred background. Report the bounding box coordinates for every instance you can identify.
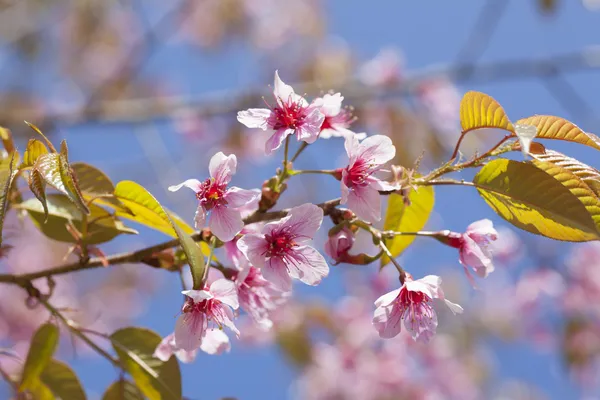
[1,0,600,399]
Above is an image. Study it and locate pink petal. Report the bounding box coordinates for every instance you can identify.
[373,303,402,339]
[194,205,207,229]
[340,176,350,204]
[374,288,401,308]
[153,334,176,362]
[346,185,381,223]
[174,314,205,351]
[263,257,293,291]
[225,187,261,208]
[237,108,271,129]
[459,236,494,278]
[404,307,437,343]
[344,132,361,161]
[283,203,323,243]
[319,93,343,116]
[265,128,292,155]
[444,299,464,314]
[168,179,202,193]
[286,246,329,286]
[237,233,268,268]
[209,152,237,185]
[212,304,239,336]
[357,135,395,165]
[182,289,213,302]
[200,328,231,355]
[411,275,442,298]
[175,348,198,364]
[466,219,498,241]
[210,279,239,309]
[295,107,324,144]
[210,206,244,242]
[273,70,305,106]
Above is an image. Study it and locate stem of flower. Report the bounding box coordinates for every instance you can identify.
[290,141,308,162]
[283,136,291,172]
[379,241,406,284]
[40,298,121,368]
[289,169,337,176]
[449,132,467,161]
[381,230,441,238]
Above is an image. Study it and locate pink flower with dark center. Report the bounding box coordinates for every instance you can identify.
[172,279,239,352]
[168,152,260,242]
[237,71,325,154]
[235,266,289,329]
[373,275,462,342]
[311,93,362,139]
[340,135,397,222]
[446,219,498,283]
[237,203,329,290]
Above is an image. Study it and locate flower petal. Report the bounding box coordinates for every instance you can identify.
[283,203,323,243]
[194,205,207,229]
[209,152,237,185]
[444,299,464,314]
[295,107,325,144]
[263,257,293,290]
[273,70,305,106]
[320,93,343,116]
[265,128,292,155]
[346,185,381,223]
[286,246,329,286]
[373,303,402,339]
[237,233,268,269]
[153,334,176,362]
[237,108,271,129]
[174,314,205,351]
[466,219,498,241]
[210,279,239,309]
[200,328,231,355]
[225,187,261,208]
[357,134,395,165]
[182,289,213,302]
[374,288,401,307]
[210,206,244,242]
[459,236,494,278]
[168,179,202,193]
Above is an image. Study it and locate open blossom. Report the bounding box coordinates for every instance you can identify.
[236,266,289,329]
[172,279,239,353]
[311,93,361,139]
[340,135,397,222]
[237,203,329,290]
[154,329,230,363]
[373,275,463,342]
[237,71,325,154]
[168,152,260,242]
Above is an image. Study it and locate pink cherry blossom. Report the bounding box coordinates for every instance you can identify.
[324,226,355,264]
[340,135,397,222]
[372,275,462,342]
[172,278,239,352]
[237,203,329,290]
[237,71,325,154]
[235,266,289,329]
[168,152,260,242]
[311,93,361,139]
[457,219,498,281]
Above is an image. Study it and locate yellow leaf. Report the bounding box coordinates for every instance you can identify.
[515,115,600,152]
[474,159,600,241]
[532,149,600,198]
[19,324,59,393]
[460,91,515,134]
[71,162,131,213]
[0,152,17,245]
[22,139,49,169]
[381,185,434,267]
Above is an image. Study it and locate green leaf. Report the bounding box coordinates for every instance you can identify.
[515,115,600,152]
[33,148,90,215]
[19,323,59,392]
[40,359,86,400]
[100,180,213,260]
[381,185,435,267]
[16,194,138,245]
[473,159,600,241]
[29,168,48,220]
[0,152,17,245]
[25,379,56,400]
[166,210,206,289]
[25,121,57,153]
[70,162,131,214]
[532,149,600,198]
[460,91,515,134]
[102,379,145,400]
[110,327,182,400]
[22,139,49,169]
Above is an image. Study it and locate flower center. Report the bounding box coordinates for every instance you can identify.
[196,178,227,210]
[344,159,374,188]
[269,98,308,131]
[265,231,297,257]
[321,108,354,132]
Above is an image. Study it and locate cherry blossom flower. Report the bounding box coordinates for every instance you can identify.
[358,47,404,88]
[340,135,397,222]
[235,266,289,329]
[324,226,355,264]
[172,279,239,353]
[237,71,325,154]
[372,275,462,342]
[237,203,329,290]
[311,93,361,139]
[456,219,498,281]
[153,329,230,363]
[168,152,260,242]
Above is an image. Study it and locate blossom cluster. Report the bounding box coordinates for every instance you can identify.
[155,71,500,362]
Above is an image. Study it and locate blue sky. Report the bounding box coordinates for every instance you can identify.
[5,1,600,399]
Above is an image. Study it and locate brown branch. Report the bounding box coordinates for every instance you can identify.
[0,198,341,284]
